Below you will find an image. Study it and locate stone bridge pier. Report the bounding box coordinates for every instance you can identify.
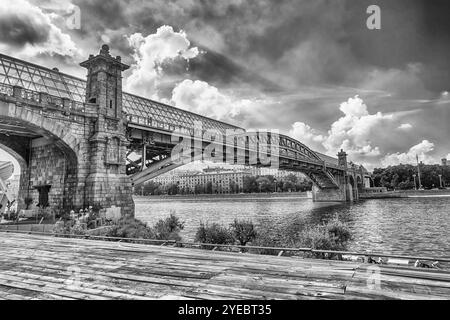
[0,45,134,216]
[312,150,364,202]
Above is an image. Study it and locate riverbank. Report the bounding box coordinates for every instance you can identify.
[134,191,309,201]
[361,188,450,199]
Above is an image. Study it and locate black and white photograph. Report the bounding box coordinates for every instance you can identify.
[0,0,449,306]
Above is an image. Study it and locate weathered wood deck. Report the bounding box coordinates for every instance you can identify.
[0,232,449,300]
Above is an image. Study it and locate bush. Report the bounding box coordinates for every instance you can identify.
[325,218,351,245]
[250,232,281,255]
[230,219,257,246]
[104,214,185,241]
[300,219,352,259]
[195,222,234,247]
[153,213,184,241]
[106,217,155,239]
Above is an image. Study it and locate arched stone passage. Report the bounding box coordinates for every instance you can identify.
[0,109,80,214]
[0,142,28,211]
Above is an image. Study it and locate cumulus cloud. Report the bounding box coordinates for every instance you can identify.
[322,96,393,158]
[125,25,200,97]
[289,122,326,151]
[381,140,435,167]
[398,123,413,130]
[0,0,79,58]
[170,79,261,123]
[285,95,434,169]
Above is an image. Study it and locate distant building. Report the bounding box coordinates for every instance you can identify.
[151,165,308,194]
[6,175,20,201]
[442,158,448,166]
[0,161,15,213]
[153,170,248,194]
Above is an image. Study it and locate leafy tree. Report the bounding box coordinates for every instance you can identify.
[243,176,258,193]
[194,184,205,195]
[167,183,179,195]
[153,213,184,241]
[230,219,257,246]
[229,180,239,193]
[195,222,234,246]
[373,163,449,190]
[205,181,213,194]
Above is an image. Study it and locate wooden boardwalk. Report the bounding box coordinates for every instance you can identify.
[0,232,449,300]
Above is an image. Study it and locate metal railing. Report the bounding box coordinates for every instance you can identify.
[1,229,449,265]
[0,83,84,112]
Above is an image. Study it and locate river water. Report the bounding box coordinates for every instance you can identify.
[134,195,450,259]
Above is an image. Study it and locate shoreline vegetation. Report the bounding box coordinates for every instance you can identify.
[51,211,352,260]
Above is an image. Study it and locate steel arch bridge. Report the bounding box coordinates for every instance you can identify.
[0,47,370,216]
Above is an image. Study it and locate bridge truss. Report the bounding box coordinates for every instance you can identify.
[0,53,360,190]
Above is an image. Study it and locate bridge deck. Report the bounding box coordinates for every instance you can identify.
[0,232,449,300]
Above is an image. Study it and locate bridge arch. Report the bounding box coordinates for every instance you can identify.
[0,106,80,213]
[0,142,27,211]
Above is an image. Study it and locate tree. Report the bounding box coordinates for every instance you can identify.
[243,176,258,193]
[194,184,205,195]
[230,219,257,246]
[205,181,213,194]
[373,163,449,190]
[140,181,162,195]
[167,183,179,195]
[229,180,239,193]
[256,176,275,193]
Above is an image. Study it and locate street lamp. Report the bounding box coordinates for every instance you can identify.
[413,174,417,190]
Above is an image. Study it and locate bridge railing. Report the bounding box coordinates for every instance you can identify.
[0,83,85,113]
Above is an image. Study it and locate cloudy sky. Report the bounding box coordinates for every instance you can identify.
[0,0,449,171]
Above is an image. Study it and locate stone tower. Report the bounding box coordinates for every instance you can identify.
[337,149,348,168]
[442,158,448,167]
[79,45,134,216]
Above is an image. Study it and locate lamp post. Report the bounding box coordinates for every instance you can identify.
[416,155,423,190]
[274,178,277,193]
[439,174,443,189]
[413,174,417,190]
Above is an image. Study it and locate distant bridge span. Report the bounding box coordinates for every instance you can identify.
[0,46,370,216]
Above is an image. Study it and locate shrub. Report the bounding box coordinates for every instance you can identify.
[106,217,155,239]
[300,219,352,259]
[325,218,352,245]
[70,223,88,235]
[230,219,257,246]
[153,213,184,241]
[250,232,281,255]
[195,222,234,247]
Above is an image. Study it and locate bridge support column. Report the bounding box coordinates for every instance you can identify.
[312,184,349,202]
[80,45,135,217]
[312,149,358,202]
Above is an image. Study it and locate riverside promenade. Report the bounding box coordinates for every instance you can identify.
[0,231,449,300]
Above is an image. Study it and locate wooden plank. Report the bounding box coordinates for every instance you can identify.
[1,232,449,300]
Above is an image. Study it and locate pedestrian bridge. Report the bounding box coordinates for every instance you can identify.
[0,45,370,216]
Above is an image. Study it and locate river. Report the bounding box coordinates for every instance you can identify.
[134,194,450,259]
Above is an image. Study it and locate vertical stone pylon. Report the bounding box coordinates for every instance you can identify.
[79,45,134,216]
